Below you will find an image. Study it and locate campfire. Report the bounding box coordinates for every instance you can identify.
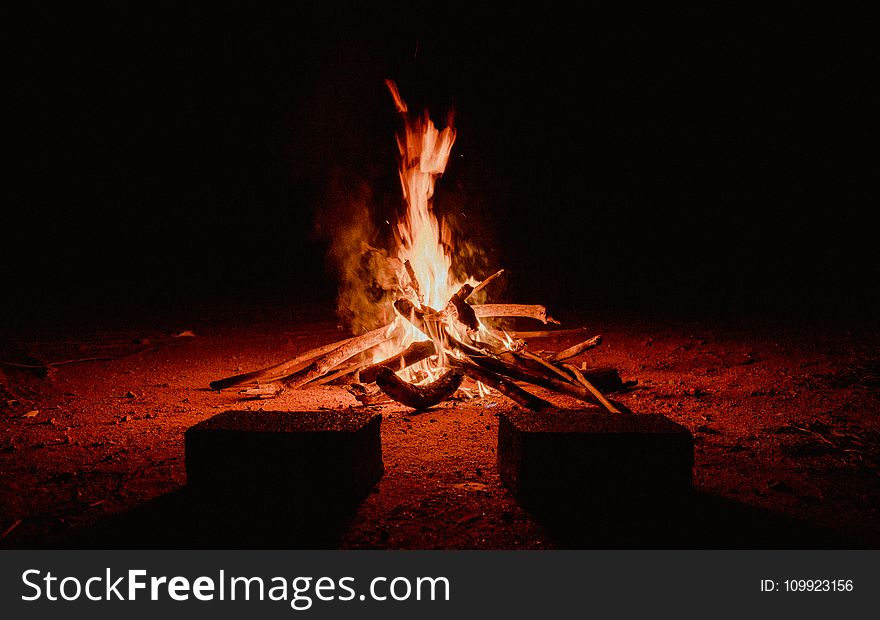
[209,82,631,413]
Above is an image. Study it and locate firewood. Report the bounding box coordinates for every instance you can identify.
[563,363,623,414]
[307,360,367,386]
[395,297,625,407]
[448,283,479,330]
[465,352,608,408]
[472,304,559,324]
[394,299,446,343]
[238,383,283,400]
[281,326,394,388]
[209,335,359,390]
[546,335,602,362]
[517,349,580,383]
[469,269,504,297]
[376,367,464,410]
[448,358,552,411]
[354,340,436,384]
[509,327,589,339]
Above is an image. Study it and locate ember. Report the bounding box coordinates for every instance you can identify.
[209,82,630,413]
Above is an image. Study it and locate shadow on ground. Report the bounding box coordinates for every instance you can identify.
[521,491,845,549]
[66,489,360,549]
[62,487,846,549]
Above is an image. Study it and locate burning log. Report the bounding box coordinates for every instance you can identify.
[472,304,559,324]
[375,367,464,410]
[395,298,617,409]
[393,299,444,344]
[353,340,436,384]
[448,284,479,330]
[545,335,602,362]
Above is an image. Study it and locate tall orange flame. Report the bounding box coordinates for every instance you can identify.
[378,80,475,378]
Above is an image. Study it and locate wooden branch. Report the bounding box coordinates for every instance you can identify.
[509,327,589,339]
[546,335,602,362]
[448,358,552,411]
[376,367,463,410]
[467,353,605,408]
[281,326,393,388]
[563,363,623,414]
[469,269,504,297]
[472,304,559,324]
[517,349,580,384]
[307,360,367,386]
[238,383,283,400]
[209,335,358,390]
[355,340,436,384]
[497,351,623,395]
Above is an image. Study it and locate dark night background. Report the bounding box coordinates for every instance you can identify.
[5,4,877,329]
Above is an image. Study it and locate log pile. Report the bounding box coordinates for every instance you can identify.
[209,270,634,413]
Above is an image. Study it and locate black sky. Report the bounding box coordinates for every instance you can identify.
[6,4,878,325]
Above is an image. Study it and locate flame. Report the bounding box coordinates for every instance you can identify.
[381,82,467,367]
[393,104,457,311]
[362,82,506,390]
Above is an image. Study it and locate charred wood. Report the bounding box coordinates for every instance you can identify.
[353,341,437,384]
[376,367,464,410]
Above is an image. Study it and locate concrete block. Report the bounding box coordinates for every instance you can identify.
[185,410,383,508]
[498,409,693,511]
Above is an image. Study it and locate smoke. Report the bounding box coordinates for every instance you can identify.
[316,177,401,335]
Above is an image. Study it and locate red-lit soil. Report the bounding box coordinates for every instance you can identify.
[1,306,877,548]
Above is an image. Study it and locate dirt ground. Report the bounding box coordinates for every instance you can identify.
[1,304,878,549]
